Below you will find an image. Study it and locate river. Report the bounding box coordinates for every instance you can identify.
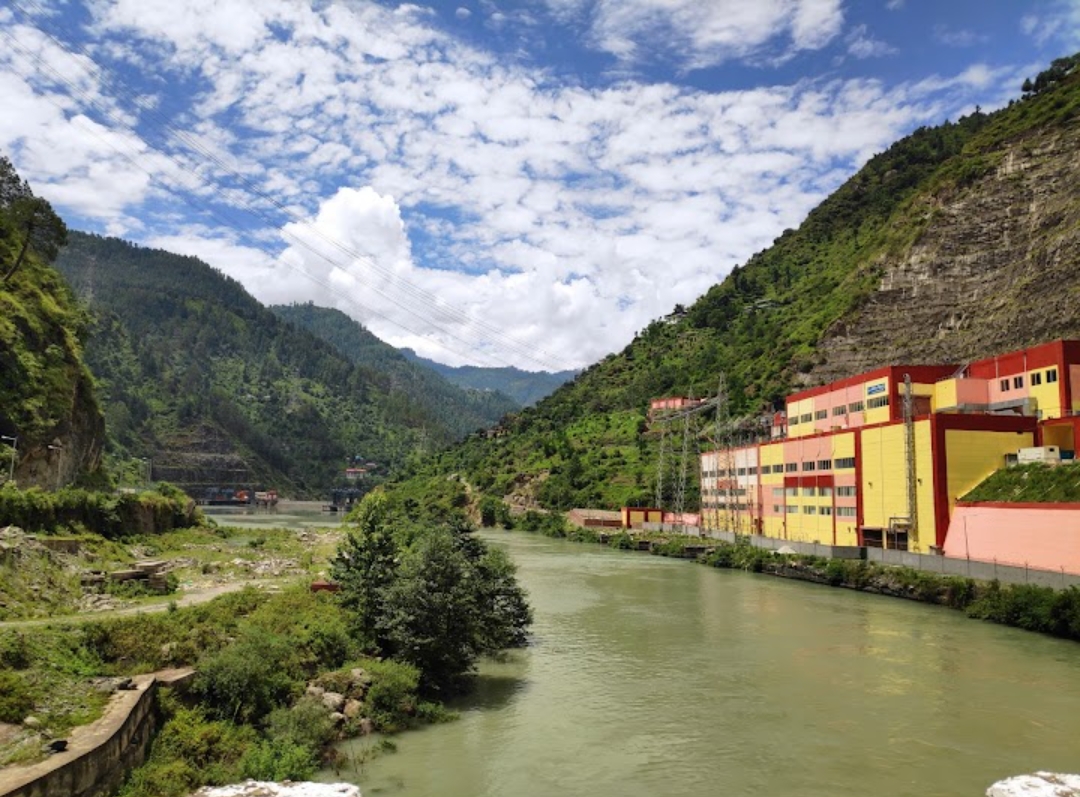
[319,530,1080,797]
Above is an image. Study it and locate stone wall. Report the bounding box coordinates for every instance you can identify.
[0,669,193,797]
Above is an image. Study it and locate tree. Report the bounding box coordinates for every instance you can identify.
[332,492,533,694]
[3,195,68,282]
[330,493,398,650]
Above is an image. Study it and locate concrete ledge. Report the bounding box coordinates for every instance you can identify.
[0,668,194,797]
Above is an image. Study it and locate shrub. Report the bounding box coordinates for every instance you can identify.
[0,671,34,723]
[193,629,297,724]
[362,658,421,732]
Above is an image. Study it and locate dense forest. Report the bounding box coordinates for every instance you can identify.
[54,234,508,494]
[398,54,1080,513]
[272,303,520,436]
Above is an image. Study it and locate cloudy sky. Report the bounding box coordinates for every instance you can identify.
[1,1,1077,371]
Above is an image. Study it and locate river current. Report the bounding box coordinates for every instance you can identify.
[307,529,1080,797]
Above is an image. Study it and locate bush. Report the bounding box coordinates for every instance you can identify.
[0,671,34,723]
[193,629,297,724]
[361,658,421,732]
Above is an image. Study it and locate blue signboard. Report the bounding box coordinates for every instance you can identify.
[867,383,886,396]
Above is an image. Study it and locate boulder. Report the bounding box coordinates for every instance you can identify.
[343,699,363,719]
[321,691,345,713]
[988,773,1080,796]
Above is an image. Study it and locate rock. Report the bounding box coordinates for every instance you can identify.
[23,716,41,729]
[358,717,375,736]
[343,699,362,719]
[988,772,1080,796]
[321,691,345,713]
[191,780,361,797]
[305,685,325,699]
[47,739,68,753]
[328,711,346,726]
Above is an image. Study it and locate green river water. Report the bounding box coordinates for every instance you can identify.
[202,506,1079,797]
[308,529,1080,797]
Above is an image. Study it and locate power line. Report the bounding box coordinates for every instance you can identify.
[3,2,571,372]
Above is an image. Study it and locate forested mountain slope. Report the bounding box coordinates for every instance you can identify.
[54,234,470,495]
[272,303,519,436]
[407,55,1080,513]
[400,350,577,407]
[0,159,104,489]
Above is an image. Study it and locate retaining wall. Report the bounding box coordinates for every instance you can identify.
[701,530,1080,590]
[0,669,193,797]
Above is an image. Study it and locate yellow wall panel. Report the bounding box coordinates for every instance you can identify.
[859,420,937,553]
[933,379,958,412]
[830,432,855,459]
[944,429,1034,520]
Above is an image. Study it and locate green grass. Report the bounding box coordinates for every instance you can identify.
[962,463,1080,503]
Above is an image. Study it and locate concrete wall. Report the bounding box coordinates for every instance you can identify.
[702,528,1080,590]
[944,504,1080,576]
[0,669,193,797]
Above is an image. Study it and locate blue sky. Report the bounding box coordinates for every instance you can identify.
[0,1,1077,371]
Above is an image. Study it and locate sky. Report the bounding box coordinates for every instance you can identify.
[0,1,1077,372]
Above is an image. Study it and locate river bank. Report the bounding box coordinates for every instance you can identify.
[507,511,1080,643]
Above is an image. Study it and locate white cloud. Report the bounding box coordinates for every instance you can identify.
[549,0,845,69]
[846,24,896,60]
[455,7,471,20]
[0,0,1032,371]
[1022,1,1080,47]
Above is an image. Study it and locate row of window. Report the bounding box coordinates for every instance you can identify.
[788,399,871,426]
[773,486,834,497]
[708,457,858,476]
[1000,368,1058,392]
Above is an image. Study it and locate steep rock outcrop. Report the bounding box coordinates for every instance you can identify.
[815,120,1080,380]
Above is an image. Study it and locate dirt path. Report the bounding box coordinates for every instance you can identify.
[0,577,285,629]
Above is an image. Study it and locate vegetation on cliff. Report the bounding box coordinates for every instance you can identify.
[0,158,104,486]
[394,53,1080,513]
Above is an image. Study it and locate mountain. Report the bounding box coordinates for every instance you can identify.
[0,158,104,489]
[271,303,520,435]
[53,234,480,496]
[399,350,577,407]
[403,54,1080,513]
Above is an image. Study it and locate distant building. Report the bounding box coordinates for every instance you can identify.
[701,340,1080,563]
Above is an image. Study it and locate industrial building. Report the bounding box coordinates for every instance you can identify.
[700,340,1080,556]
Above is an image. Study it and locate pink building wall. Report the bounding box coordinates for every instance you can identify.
[945,504,1080,575]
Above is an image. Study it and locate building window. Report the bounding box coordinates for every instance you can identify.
[1031,372,1043,386]
[772,505,782,514]
[837,507,857,517]
[820,506,833,516]
[737,467,746,476]
[801,487,815,497]
[785,505,797,514]
[815,409,828,420]
[833,405,847,416]
[805,505,817,515]
[1048,368,1059,383]
[789,416,800,426]
[774,464,785,473]
[867,396,889,409]
[785,487,798,497]
[748,467,758,475]
[818,459,832,470]
[802,461,816,471]
[1013,375,1024,389]
[835,457,856,469]
[785,463,798,472]
[1000,379,1009,391]
[818,486,833,497]
[848,400,864,413]
[800,413,812,423]
[837,485,857,497]
[772,487,785,497]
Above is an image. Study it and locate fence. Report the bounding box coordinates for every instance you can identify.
[700,530,1080,590]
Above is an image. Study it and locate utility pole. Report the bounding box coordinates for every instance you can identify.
[904,373,918,547]
[47,443,63,491]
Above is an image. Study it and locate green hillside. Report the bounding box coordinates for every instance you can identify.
[272,303,519,437]
[0,158,104,487]
[400,349,577,407]
[401,54,1080,513]
[54,234,474,495]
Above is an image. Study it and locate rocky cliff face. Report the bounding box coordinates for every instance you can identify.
[814,119,1080,381]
